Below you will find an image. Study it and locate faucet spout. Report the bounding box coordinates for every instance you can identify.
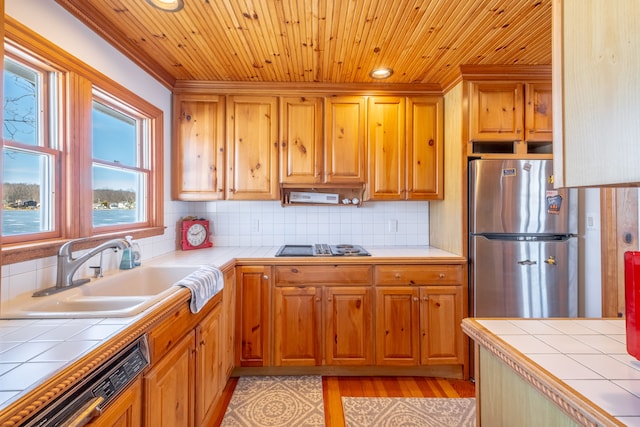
[33,238,131,297]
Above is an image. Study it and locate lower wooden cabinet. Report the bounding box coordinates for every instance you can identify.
[87,377,142,427]
[274,286,322,366]
[376,285,463,366]
[144,332,195,427]
[144,299,224,427]
[325,286,374,365]
[236,265,271,367]
[375,265,464,367]
[273,285,374,366]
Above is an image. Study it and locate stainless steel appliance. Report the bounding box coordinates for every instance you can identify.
[23,335,149,427]
[469,159,578,318]
[275,243,371,257]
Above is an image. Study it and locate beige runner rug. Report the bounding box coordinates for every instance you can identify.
[220,375,324,426]
[342,396,476,427]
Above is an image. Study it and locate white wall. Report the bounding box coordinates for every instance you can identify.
[581,188,602,317]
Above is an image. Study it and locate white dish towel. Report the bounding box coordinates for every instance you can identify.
[176,266,224,313]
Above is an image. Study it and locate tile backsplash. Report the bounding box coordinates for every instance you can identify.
[1,200,428,306]
[205,200,429,247]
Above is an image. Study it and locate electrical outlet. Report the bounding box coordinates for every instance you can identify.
[586,213,599,230]
[388,219,398,233]
[251,219,260,233]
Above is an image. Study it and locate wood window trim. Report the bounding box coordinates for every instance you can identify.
[2,16,165,265]
[600,188,639,318]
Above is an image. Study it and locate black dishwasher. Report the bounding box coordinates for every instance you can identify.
[23,334,149,427]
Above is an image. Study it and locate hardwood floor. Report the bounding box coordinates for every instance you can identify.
[210,376,475,426]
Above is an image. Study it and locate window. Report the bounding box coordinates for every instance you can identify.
[91,94,149,230]
[2,26,164,263]
[2,52,61,241]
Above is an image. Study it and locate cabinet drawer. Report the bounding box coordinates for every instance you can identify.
[147,303,193,363]
[374,265,462,285]
[275,265,372,285]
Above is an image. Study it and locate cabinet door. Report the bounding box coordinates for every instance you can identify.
[469,82,524,141]
[419,286,463,365]
[280,96,323,184]
[325,286,373,365]
[226,96,278,199]
[87,377,142,427]
[525,82,553,142]
[367,96,406,200]
[324,96,366,183]
[172,95,225,201]
[553,0,640,187]
[375,287,419,365]
[236,266,271,367]
[407,97,443,200]
[144,332,195,427]
[274,286,322,366]
[222,268,236,378]
[195,303,223,427]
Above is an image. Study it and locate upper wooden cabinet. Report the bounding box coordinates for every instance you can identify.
[367,96,443,200]
[226,96,279,199]
[279,96,323,184]
[553,0,640,187]
[406,97,444,199]
[466,74,553,157]
[324,96,367,183]
[172,94,225,200]
[469,82,524,142]
[367,96,406,200]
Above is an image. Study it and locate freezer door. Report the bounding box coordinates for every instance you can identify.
[471,236,578,318]
[469,159,577,235]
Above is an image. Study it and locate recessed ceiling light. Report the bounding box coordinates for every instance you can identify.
[369,68,393,79]
[146,0,184,12]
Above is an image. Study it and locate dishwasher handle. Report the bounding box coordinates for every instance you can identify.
[60,396,104,427]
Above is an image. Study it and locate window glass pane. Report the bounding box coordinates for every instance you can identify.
[92,164,146,227]
[2,147,54,236]
[3,58,39,145]
[92,101,137,166]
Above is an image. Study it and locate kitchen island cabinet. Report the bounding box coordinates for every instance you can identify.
[463,318,640,426]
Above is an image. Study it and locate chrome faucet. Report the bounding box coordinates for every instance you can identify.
[33,238,131,297]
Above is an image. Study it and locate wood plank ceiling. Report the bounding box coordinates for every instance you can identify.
[54,0,551,91]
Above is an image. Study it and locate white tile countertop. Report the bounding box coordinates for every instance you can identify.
[463,318,640,427]
[0,245,461,414]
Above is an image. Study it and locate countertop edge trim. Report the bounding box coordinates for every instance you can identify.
[461,318,624,427]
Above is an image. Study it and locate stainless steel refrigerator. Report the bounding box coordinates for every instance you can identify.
[469,159,578,318]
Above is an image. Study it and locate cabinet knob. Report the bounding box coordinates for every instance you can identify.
[315,297,321,302]
[422,296,429,302]
[327,297,333,302]
[394,273,401,279]
[439,273,445,279]
[263,275,269,280]
[413,297,419,302]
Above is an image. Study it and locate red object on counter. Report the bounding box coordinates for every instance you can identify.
[624,251,640,360]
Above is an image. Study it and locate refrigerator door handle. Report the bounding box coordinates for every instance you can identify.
[517,259,537,266]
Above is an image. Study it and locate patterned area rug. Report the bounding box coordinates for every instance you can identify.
[342,397,476,427]
[221,376,324,426]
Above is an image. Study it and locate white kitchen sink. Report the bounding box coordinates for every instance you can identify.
[1,265,202,318]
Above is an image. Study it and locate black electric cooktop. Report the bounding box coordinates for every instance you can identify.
[275,244,371,257]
